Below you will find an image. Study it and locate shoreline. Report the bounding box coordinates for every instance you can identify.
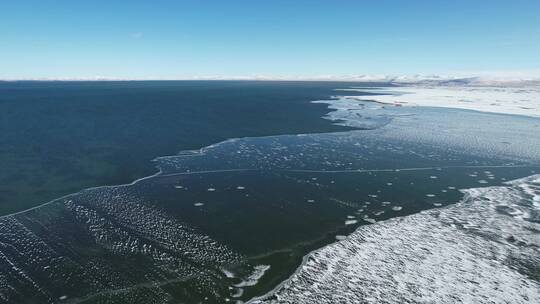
[335,85,540,118]
[248,174,540,303]
[2,84,539,303]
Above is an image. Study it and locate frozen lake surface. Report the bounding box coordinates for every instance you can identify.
[0,83,539,303]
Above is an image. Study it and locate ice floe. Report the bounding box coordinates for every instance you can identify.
[234,265,270,288]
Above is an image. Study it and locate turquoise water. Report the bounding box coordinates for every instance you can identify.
[0,81,383,215]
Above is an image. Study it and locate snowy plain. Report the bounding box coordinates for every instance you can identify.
[337,84,540,118]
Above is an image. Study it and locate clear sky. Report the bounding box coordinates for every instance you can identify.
[1,0,540,79]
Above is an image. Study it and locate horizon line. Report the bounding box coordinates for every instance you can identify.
[2,74,540,85]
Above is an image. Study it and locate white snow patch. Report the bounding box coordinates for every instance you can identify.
[251,175,540,304]
[338,85,540,118]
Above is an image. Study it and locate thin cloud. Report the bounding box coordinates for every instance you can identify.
[130,32,144,39]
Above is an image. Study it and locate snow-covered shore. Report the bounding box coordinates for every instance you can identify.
[337,85,540,118]
[251,175,540,304]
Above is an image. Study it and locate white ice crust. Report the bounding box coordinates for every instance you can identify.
[252,175,540,304]
[338,85,540,118]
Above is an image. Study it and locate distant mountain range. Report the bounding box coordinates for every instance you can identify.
[2,74,540,86]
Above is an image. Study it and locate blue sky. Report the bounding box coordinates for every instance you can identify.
[1,0,540,79]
